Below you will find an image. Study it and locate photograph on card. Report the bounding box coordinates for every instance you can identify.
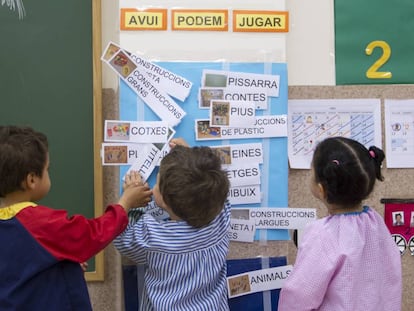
[203,72,228,87]
[102,144,128,164]
[102,42,121,62]
[228,274,251,297]
[231,208,250,220]
[213,146,232,164]
[211,100,230,126]
[199,87,225,108]
[105,121,131,141]
[109,50,136,78]
[195,119,222,140]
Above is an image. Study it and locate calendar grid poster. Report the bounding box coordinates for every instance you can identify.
[288,98,382,169]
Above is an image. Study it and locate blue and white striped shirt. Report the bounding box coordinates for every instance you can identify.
[114,200,231,311]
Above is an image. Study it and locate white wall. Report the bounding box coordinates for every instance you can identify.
[102,0,336,88]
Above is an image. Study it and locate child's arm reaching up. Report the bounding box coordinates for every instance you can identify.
[118,171,152,212]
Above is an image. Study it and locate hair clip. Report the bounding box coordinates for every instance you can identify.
[369,150,375,158]
[332,160,339,165]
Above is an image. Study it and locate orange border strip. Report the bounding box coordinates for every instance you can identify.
[120,8,168,31]
[171,9,228,31]
[232,10,289,33]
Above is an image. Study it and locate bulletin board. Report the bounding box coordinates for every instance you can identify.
[100,0,291,243]
[0,0,105,281]
[117,61,289,241]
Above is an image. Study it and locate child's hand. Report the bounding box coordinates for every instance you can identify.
[118,171,152,212]
[169,137,189,148]
[123,171,143,191]
[80,262,88,272]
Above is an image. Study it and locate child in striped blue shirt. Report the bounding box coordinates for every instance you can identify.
[114,138,231,311]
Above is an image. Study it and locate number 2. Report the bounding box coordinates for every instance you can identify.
[365,40,392,79]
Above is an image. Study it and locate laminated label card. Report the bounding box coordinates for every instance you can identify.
[229,218,256,242]
[105,120,169,143]
[210,100,256,127]
[227,265,292,298]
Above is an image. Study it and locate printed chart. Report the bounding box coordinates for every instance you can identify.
[288,99,382,169]
[385,99,414,168]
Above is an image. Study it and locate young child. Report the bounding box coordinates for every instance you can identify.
[114,138,231,311]
[0,125,152,310]
[278,137,402,311]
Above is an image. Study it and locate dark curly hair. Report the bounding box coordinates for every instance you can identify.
[158,145,230,228]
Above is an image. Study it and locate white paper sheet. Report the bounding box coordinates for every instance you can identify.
[288,98,382,169]
[384,99,414,168]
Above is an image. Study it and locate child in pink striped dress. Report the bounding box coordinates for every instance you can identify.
[278,137,402,311]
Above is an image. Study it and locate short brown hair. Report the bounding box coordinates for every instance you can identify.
[0,126,48,197]
[158,145,229,228]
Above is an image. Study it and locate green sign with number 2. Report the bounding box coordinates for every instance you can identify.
[335,0,414,84]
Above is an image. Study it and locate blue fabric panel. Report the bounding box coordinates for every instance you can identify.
[226,257,287,311]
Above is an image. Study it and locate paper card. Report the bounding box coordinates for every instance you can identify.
[154,127,176,166]
[228,185,261,205]
[225,163,261,187]
[145,202,170,221]
[228,218,256,243]
[102,46,186,127]
[156,143,171,166]
[129,54,192,102]
[102,42,192,102]
[227,265,292,298]
[198,87,268,110]
[104,120,168,143]
[123,144,161,182]
[202,69,280,97]
[384,99,414,168]
[223,90,268,110]
[101,143,156,165]
[210,100,256,127]
[246,207,317,229]
[124,128,176,181]
[195,115,287,140]
[211,143,263,165]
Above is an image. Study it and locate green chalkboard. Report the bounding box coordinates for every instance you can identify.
[0,0,104,280]
[335,0,414,84]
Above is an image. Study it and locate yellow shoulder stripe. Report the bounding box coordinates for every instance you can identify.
[0,202,37,220]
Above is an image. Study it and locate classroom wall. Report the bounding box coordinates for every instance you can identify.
[88,85,414,310]
[87,89,124,311]
[94,2,412,310]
